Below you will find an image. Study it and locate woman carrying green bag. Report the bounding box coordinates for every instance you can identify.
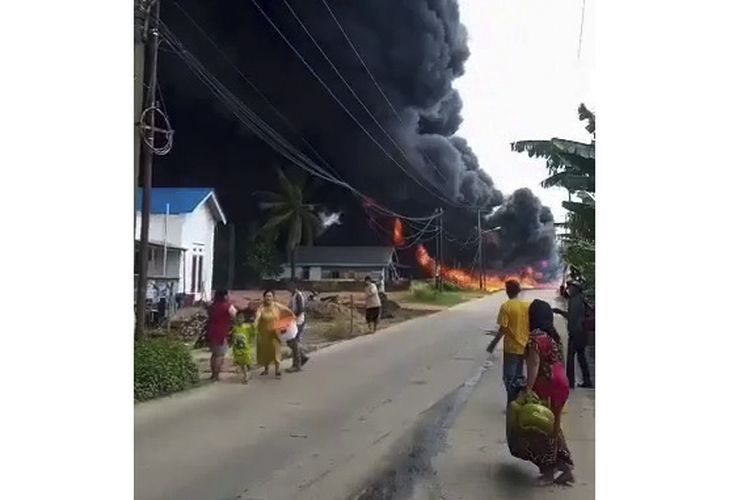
[507,300,574,486]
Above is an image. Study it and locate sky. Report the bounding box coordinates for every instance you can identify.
[455,0,595,223]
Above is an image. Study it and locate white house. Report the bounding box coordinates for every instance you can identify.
[135,187,226,304]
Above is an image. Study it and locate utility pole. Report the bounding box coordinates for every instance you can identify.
[433,208,440,290]
[438,208,444,292]
[135,0,161,340]
[477,209,484,291]
[134,2,146,231]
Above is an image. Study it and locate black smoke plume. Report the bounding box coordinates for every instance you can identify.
[155,0,557,275]
[483,188,559,275]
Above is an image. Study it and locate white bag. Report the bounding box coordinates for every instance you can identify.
[279,321,298,342]
[296,312,306,326]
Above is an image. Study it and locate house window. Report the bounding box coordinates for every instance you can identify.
[302,267,310,280]
[191,245,205,294]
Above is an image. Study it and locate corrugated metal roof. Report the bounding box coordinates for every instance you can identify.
[135,188,211,214]
[135,187,227,223]
[292,246,395,266]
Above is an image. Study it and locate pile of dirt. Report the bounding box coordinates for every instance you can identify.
[306,297,361,321]
[380,293,401,319]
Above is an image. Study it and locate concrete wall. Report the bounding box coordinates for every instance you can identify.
[144,247,182,278]
[180,203,217,302]
[135,202,220,301]
[134,212,186,248]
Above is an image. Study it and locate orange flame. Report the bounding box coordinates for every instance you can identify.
[415,244,553,292]
[393,218,405,247]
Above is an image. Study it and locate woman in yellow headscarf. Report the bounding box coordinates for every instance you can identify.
[255,289,295,379]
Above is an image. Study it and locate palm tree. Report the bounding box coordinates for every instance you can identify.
[256,168,321,279]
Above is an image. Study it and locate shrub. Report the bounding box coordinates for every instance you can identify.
[440,280,462,292]
[411,283,439,302]
[410,284,467,306]
[134,338,199,402]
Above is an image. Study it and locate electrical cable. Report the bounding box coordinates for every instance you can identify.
[160,22,438,224]
[251,0,469,209]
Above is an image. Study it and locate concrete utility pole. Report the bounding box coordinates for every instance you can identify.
[438,208,444,292]
[135,0,161,339]
[433,208,441,290]
[477,209,484,291]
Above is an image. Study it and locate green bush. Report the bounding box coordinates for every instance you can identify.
[411,283,439,302]
[410,284,467,306]
[134,338,199,401]
[441,280,462,292]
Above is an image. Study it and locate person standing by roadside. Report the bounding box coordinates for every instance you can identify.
[553,281,593,389]
[206,290,237,382]
[286,281,310,373]
[364,276,382,332]
[487,280,531,404]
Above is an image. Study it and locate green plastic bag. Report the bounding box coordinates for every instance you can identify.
[509,400,524,430]
[519,402,555,436]
[231,323,256,366]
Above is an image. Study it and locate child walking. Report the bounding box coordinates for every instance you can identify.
[231,312,256,384]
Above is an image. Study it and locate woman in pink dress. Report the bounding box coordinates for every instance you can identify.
[508,299,574,485]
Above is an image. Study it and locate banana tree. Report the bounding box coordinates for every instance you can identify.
[511,104,596,292]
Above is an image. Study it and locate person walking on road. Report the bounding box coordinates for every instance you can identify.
[230,311,256,384]
[207,290,237,382]
[487,280,530,404]
[553,281,593,389]
[255,290,295,379]
[364,276,382,332]
[509,299,575,485]
[286,281,310,373]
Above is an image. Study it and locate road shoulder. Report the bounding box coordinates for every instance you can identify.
[427,354,595,500]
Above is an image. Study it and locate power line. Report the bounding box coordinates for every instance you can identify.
[317,0,449,185]
[160,22,437,224]
[577,0,586,60]
[169,0,341,180]
[252,0,466,209]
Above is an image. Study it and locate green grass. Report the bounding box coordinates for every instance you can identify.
[408,284,472,306]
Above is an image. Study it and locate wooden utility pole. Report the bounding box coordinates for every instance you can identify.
[135,0,161,339]
[134,2,146,230]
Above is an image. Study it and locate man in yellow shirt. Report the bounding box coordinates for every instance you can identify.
[486,280,530,403]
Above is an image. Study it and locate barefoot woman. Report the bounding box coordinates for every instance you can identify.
[255,290,295,379]
[509,299,575,485]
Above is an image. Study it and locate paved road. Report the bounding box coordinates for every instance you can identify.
[135,290,594,500]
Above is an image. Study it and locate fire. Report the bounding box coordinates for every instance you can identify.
[393,218,405,247]
[395,218,554,291]
[415,244,553,292]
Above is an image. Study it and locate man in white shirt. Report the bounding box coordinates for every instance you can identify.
[364,276,382,332]
[286,280,309,373]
